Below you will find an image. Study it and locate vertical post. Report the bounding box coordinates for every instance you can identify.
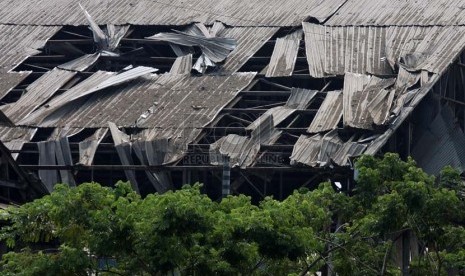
[402,231,410,276]
[222,156,230,198]
[182,169,187,185]
[187,170,191,185]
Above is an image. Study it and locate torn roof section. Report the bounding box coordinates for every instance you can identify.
[2,0,465,199]
[147,23,237,73]
[79,4,129,54]
[211,88,316,168]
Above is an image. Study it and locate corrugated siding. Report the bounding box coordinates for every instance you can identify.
[326,0,465,26]
[0,25,61,73]
[0,0,346,26]
[303,23,465,77]
[307,91,343,133]
[411,107,465,175]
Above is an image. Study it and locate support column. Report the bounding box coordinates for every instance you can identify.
[402,231,410,276]
[222,156,230,198]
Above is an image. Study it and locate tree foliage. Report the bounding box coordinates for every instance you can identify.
[0,153,464,275]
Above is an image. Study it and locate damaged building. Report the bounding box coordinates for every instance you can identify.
[1,0,465,203]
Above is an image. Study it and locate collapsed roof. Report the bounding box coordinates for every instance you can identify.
[1,0,465,200]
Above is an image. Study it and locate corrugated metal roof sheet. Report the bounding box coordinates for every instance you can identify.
[0,25,60,73]
[20,67,157,126]
[79,128,108,166]
[58,53,101,72]
[146,29,237,63]
[139,72,256,128]
[286,88,317,110]
[170,55,193,74]
[5,68,76,124]
[211,114,281,168]
[221,27,279,73]
[21,71,115,126]
[0,126,36,143]
[246,107,296,131]
[246,88,317,130]
[37,72,256,128]
[290,131,342,167]
[303,23,392,77]
[0,0,346,26]
[368,88,395,125]
[0,126,37,160]
[331,141,366,166]
[108,122,140,193]
[169,24,278,73]
[342,73,395,129]
[303,24,465,77]
[131,133,173,192]
[326,0,465,26]
[290,133,323,166]
[265,30,303,77]
[290,130,368,167]
[307,91,343,133]
[364,74,440,155]
[38,127,77,189]
[210,134,249,166]
[0,72,30,100]
[395,67,420,91]
[393,26,465,75]
[39,73,169,128]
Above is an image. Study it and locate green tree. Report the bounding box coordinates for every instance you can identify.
[0,153,464,275]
